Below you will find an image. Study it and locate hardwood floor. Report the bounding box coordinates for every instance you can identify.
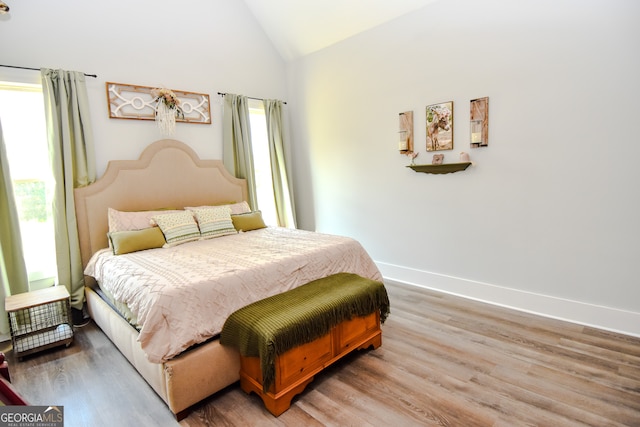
[3,280,639,426]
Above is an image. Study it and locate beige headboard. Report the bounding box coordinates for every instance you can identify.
[74,139,248,268]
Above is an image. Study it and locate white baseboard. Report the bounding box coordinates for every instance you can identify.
[376,261,640,339]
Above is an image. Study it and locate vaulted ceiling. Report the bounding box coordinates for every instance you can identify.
[243,0,440,61]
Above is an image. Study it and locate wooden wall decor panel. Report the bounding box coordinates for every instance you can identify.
[106,82,211,124]
[398,111,414,154]
[470,96,489,148]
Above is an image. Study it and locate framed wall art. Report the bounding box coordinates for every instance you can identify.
[470,97,488,148]
[426,101,453,151]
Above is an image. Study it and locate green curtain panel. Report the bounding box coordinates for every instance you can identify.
[41,69,96,310]
[0,120,30,335]
[222,94,258,210]
[263,99,296,228]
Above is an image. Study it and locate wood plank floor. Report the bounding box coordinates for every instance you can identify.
[2,280,639,426]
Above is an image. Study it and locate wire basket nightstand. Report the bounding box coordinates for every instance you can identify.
[5,286,74,359]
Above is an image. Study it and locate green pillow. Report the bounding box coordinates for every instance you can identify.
[108,227,166,255]
[231,211,267,232]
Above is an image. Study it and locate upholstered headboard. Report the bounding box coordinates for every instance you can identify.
[74,139,248,268]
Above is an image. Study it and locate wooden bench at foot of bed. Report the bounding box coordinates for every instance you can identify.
[220,273,390,416]
[240,311,381,416]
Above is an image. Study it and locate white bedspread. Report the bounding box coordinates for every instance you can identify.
[84,227,382,363]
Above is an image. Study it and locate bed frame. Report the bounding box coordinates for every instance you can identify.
[74,139,249,419]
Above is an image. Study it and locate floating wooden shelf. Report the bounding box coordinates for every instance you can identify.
[407,162,472,174]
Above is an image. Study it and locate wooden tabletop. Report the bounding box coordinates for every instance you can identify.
[5,286,70,312]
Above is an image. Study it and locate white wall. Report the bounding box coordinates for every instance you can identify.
[0,0,287,176]
[287,0,640,336]
[3,0,639,336]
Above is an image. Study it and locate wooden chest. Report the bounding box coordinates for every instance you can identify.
[239,311,382,416]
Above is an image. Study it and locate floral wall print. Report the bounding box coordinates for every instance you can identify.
[470,97,489,148]
[426,101,453,151]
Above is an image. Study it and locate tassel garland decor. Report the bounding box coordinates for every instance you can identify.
[155,101,177,135]
[152,87,184,135]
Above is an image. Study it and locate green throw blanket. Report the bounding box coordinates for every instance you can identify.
[220,273,390,392]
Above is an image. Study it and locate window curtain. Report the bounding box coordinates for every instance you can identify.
[41,69,96,310]
[263,99,296,228]
[0,120,30,335]
[222,94,258,209]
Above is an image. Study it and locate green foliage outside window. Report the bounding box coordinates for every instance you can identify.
[13,180,48,222]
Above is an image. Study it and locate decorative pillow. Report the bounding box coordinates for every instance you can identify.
[108,208,182,232]
[189,206,237,239]
[151,211,201,247]
[231,210,267,232]
[185,201,251,216]
[108,227,166,255]
[228,201,251,215]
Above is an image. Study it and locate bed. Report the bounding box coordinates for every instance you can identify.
[74,139,383,419]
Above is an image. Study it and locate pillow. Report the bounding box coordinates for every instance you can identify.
[189,206,237,239]
[228,201,252,215]
[108,208,182,232]
[108,227,166,255]
[231,211,267,232]
[151,211,201,247]
[185,201,251,216]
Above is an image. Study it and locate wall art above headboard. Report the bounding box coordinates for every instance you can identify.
[106,82,211,124]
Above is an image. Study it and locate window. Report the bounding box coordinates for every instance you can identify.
[0,82,57,290]
[248,99,278,226]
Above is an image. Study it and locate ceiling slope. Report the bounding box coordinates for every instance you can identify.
[243,0,440,61]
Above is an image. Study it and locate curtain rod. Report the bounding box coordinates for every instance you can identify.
[0,64,97,78]
[217,92,286,105]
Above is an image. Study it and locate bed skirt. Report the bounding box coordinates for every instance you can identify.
[85,286,240,419]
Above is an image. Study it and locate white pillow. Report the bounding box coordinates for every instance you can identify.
[108,208,181,232]
[185,201,251,215]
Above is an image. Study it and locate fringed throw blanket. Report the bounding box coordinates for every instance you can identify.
[220,273,390,392]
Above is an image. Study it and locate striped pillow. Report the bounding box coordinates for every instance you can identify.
[151,211,201,247]
[189,206,237,239]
